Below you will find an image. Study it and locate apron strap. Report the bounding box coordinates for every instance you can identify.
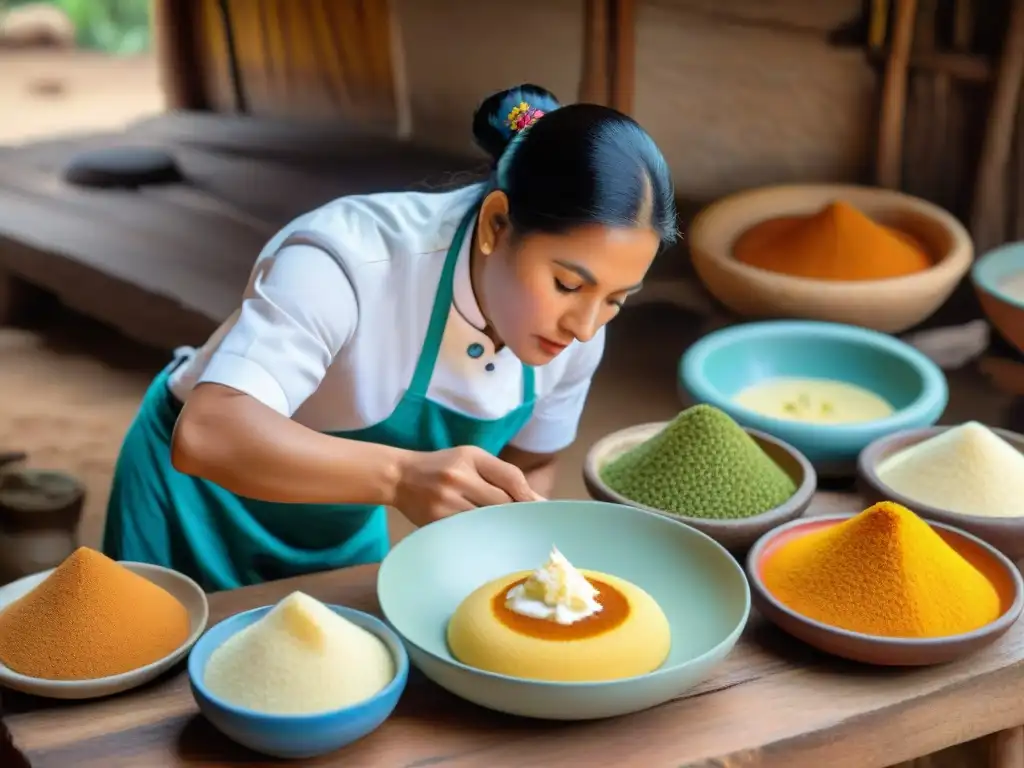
[521,362,536,402]
[407,208,476,397]
[404,204,536,406]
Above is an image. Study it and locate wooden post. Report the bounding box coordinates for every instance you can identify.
[990,726,1024,768]
[579,0,611,105]
[876,0,918,189]
[970,0,1024,253]
[609,0,636,115]
[151,0,206,110]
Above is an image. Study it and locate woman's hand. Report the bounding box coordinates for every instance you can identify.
[393,446,544,527]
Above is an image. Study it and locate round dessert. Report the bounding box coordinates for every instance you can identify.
[447,547,670,682]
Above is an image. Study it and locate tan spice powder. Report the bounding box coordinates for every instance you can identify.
[0,547,191,680]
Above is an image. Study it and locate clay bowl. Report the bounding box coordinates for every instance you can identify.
[583,421,816,555]
[689,183,973,333]
[747,515,1024,665]
[972,241,1024,354]
[859,425,1024,561]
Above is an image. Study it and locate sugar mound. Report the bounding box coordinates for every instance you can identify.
[877,421,1024,518]
[600,404,797,519]
[763,501,1001,637]
[203,591,395,715]
[0,547,190,680]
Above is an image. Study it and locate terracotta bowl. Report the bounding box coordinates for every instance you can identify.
[747,515,1023,665]
[972,242,1024,354]
[858,425,1024,561]
[689,183,973,334]
[582,421,816,555]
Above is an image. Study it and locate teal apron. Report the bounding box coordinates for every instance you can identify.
[102,210,536,591]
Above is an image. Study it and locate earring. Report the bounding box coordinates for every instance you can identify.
[481,242,493,255]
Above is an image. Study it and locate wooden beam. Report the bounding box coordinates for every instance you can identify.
[876,0,918,189]
[971,0,1024,253]
[610,0,636,115]
[151,0,207,110]
[579,0,611,104]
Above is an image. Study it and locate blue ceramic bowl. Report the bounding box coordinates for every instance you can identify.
[972,242,1024,353]
[679,320,948,474]
[188,605,409,759]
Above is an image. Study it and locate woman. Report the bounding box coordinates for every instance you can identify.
[102,84,678,591]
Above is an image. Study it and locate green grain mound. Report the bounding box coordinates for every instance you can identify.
[600,404,797,520]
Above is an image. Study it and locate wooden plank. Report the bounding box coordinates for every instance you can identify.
[152,0,205,110]
[971,0,1024,254]
[641,0,865,35]
[610,0,637,115]
[0,128,478,229]
[3,493,1024,767]
[123,110,481,168]
[876,0,918,189]
[579,0,611,104]
[192,0,399,123]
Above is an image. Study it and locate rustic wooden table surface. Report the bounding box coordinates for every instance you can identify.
[2,491,1024,768]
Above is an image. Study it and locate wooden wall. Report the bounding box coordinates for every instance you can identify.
[633,1,876,202]
[391,0,585,158]
[174,0,401,126]
[159,0,881,204]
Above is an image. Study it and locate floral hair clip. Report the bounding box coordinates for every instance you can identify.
[506,101,545,134]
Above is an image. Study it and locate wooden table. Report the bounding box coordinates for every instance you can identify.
[2,492,1024,768]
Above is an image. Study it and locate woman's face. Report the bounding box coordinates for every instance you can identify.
[474,193,660,366]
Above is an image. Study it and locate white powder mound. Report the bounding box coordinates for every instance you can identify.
[876,421,1024,518]
[203,591,395,715]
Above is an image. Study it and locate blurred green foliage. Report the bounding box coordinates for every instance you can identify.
[2,0,151,55]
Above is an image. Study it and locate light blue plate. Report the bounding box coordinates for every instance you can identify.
[679,320,948,474]
[376,499,749,720]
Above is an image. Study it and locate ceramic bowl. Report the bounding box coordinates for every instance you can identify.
[377,499,750,721]
[689,183,973,333]
[747,515,1023,665]
[582,421,815,554]
[188,605,409,759]
[0,562,208,699]
[680,320,948,477]
[972,241,1024,354]
[859,425,1024,560]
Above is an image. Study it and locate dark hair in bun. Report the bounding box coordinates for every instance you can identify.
[470,84,677,245]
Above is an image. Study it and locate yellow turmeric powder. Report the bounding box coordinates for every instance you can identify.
[762,502,1001,638]
[0,547,191,680]
[733,200,932,281]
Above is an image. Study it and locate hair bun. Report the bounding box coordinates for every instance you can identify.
[472,84,561,164]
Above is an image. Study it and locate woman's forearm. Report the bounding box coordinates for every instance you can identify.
[171,383,404,506]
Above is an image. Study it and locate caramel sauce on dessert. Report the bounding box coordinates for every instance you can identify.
[491,577,630,640]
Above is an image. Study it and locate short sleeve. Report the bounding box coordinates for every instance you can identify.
[509,327,606,454]
[197,241,358,416]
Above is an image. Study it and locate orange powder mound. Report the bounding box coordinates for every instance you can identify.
[0,547,191,680]
[762,502,1001,638]
[733,200,932,281]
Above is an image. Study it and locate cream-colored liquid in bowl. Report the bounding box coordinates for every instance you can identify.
[998,270,1024,302]
[732,377,895,425]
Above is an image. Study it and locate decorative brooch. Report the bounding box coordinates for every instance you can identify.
[506,101,545,133]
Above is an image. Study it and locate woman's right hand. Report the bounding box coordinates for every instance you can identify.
[393,446,543,527]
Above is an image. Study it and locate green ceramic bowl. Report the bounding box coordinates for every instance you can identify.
[376,500,750,720]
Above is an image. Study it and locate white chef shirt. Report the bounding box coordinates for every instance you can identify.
[167,183,605,454]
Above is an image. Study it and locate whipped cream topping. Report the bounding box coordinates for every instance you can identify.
[504,546,602,625]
